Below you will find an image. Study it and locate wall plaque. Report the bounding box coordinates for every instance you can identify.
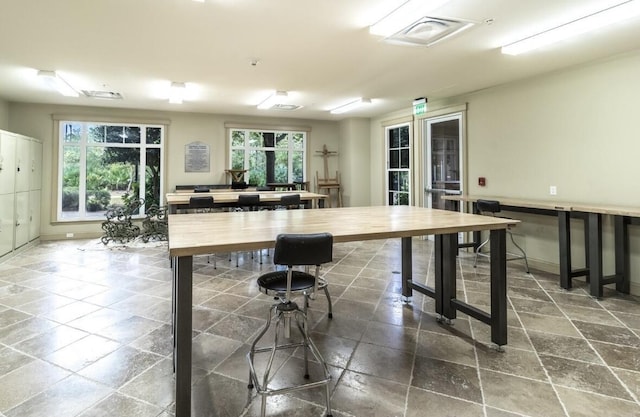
[185,141,210,172]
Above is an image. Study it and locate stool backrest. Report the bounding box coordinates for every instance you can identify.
[280,194,301,209]
[189,196,214,209]
[238,194,260,206]
[477,199,501,215]
[273,233,333,266]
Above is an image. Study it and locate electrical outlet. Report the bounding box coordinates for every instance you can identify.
[66,232,74,238]
[549,186,557,195]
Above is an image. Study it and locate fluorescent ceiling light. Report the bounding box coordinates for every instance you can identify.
[502,0,640,55]
[330,98,372,115]
[37,70,79,97]
[169,82,186,104]
[257,91,288,110]
[370,0,451,37]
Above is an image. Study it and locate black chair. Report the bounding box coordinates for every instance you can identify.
[189,196,218,267]
[279,193,301,210]
[193,186,210,193]
[232,194,263,266]
[189,196,214,212]
[474,199,530,273]
[247,233,334,417]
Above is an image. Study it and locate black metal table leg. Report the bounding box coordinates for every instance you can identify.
[489,229,507,346]
[558,211,573,289]
[438,233,458,320]
[615,216,631,294]
[175,255,193,417]
[401,237,412,299]
[587,213,604,298]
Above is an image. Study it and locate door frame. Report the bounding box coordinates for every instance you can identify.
[413,103,467,210]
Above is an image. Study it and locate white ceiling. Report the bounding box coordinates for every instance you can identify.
[1,0,640,120]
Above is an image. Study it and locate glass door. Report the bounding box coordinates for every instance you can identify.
[424,114,463,210]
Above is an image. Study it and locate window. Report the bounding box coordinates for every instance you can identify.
[229,129,306,186]
[57,121,164,221]
[386,123,411,205]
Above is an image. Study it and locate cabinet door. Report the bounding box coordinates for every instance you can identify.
[0,132,16,195]
[0,193,15,257]
[15,191,29,248]
[29,190,41,241]
[30,140,43,191]
[15,136,30,193]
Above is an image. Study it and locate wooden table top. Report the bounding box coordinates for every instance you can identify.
[443,195,640,216]
[168,205,517,257]
[442,195,574,211]
[166,190,327,205]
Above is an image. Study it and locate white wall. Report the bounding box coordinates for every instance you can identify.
[0,98,8,130]
[7,103,340,240]
[338,118,371,207]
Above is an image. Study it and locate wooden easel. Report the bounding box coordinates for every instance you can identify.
[315,145,343,207]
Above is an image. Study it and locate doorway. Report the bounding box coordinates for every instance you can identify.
[424,113,463,211]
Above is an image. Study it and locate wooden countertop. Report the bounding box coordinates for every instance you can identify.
[168,205,517,257]
[442,195,574,211]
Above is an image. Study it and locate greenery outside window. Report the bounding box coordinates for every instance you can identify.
[387,124,411,205]
[57,121,164,221]
[229,129,306,186]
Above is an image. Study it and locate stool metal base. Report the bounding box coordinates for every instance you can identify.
[247,301,333,417]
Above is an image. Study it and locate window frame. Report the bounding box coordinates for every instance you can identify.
[228,127,308,186]
[54,119,165,223]
[385,122,412,206]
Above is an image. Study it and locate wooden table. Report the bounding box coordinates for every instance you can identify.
[444,195,638,298]
[165,190,328,213]
[168,205,517,417]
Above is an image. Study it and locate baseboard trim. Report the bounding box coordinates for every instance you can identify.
[40,232,102,241]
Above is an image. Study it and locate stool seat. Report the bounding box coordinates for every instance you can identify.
[257,271,316,295]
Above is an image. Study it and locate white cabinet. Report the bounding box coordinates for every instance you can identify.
[0,130,42,258]
[0,132,16,195]
[0,193,15,257]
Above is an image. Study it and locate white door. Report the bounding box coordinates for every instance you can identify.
[424,113,463,211]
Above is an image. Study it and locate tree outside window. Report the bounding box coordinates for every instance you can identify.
[230,129,306,186]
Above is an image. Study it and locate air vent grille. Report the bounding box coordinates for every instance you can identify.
[82,90,124,100]
[385,16,473,46]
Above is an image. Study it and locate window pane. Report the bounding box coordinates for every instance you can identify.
[275,133,288,149]
[249,131,263,147]
[106,126,125,144]
[88,125,106,143]
[400,149,409,168]
[399,171,409,191]
[248,150,266,186]
[389,171,399,191]
[146,148,161,207]
[398,192,409,205]
[85,147,110,215]
[231,150,244,170]
[399,126,409,147]
[292,133,304,149]
[390,150,399,169]
[389,128,399,149]
[146,127,162,144]
[275,151,288,182]
[63,123,81,143]
[231,130,245,147]
[61,146,80,217]
[125,126,141,144]
[292,151,304,182]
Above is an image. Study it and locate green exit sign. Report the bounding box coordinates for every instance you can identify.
[413,97,427,115]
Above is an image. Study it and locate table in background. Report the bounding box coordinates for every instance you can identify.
[165,190,328,214]
[168,206,516,417]
[444,195,638,298]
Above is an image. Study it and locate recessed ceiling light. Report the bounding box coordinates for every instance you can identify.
[330,98,372,114]
[37,70,79,97]
[169,82,186,104]
[370,0,451,37]
[502,0,640,55]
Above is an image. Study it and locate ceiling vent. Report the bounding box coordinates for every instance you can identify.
[385,16,473,46]
[270,104,302,111]
[82,90,123,100]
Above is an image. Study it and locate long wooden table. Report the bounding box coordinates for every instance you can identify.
[165,190,328,214]
[444,195,639,297]
[168,205,517,417]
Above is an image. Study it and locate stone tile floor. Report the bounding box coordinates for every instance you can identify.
[0,237,639,416]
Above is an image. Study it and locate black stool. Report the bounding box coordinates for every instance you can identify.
[247,233,334,417]
[474,199,530,273]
